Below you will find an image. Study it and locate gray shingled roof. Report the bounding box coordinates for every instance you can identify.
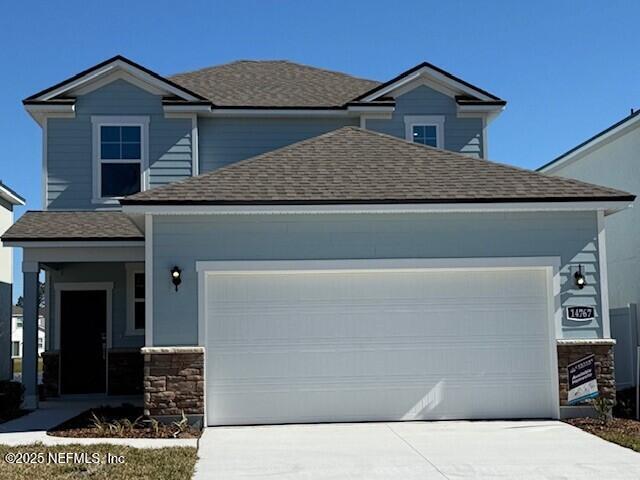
[2,211,144,242]
[121,127,634,206]
[169,60,381,108]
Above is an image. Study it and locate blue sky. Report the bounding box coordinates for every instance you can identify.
[1,0,639,300]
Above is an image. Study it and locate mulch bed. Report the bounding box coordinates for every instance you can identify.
[47,405,201,439]
[566,417,640,452]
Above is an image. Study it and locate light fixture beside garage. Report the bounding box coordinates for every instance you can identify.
[171,266,182,291]
[574,265,586,289]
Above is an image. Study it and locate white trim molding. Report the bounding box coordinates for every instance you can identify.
[191,114,199,176]
[3,240,144,248]
[557,338,616,346]
[144,214,154,347]
[122,200,633,217]
[141,346,204,354]
[125,262,145,336]
[597,210,612,338]
[360,65,497,103]
[91,115,150,205]
[35,58,202,103]
[404,115,445,148]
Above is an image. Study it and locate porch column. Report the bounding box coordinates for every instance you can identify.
[22,261,39,409]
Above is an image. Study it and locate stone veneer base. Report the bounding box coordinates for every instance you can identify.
[557,340,615,409]
[143,347,204,418]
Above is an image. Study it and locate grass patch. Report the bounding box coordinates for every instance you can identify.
[566,417,640,452]
[0,443,197,480]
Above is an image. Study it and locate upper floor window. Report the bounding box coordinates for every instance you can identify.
[92,116,149,203]
[404,115,445,149]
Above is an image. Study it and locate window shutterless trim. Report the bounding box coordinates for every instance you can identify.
[91,116,149,204]
[125,263,145,336]
[404,115,445,148]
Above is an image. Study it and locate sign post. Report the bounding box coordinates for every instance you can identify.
[567,354,598,405]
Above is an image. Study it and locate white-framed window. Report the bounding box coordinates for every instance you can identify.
[37,337,44,350]
[11,341,20,358]
[125,263,145,335]
[92,116,149,203]
[404,115,445,148]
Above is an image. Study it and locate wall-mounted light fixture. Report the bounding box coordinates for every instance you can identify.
[171,266,182,291]
[574,265,586,289]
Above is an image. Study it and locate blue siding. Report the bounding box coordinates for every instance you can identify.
[152,211,602,346]
[367,86,484,157]
[198,117,358,172]
[47,80,192,210]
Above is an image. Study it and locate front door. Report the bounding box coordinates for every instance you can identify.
[60,290,107,394]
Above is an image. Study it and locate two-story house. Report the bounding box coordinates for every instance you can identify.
[2,56,634,424]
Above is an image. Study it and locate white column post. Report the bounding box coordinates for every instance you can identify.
[597,210,611,338]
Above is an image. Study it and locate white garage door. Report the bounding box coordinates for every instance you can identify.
[202,261,557,426]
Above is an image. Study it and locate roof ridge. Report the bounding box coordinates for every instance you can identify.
[169,59,380,84]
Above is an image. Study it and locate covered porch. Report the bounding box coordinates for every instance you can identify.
[1,211,145,409]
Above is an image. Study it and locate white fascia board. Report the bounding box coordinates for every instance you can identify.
[24,104,76,127]
[122,200,633,216]
[540,114,640,174]
[36,59,200,102]
[196,256,561,273]
[345,105,395,114]
[361,66,495,103]
[2,240,144,248]
[163,104,213,114]
[0,186,25,206]
[456,104,505,119]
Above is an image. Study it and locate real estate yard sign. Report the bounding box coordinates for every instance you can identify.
[567,354,598,405]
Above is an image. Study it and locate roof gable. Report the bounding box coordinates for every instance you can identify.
[121,127,632,206]
[353,62,505,105]
[23,55,207,104]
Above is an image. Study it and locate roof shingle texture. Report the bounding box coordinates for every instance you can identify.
[2,211,144,241]
[122,127,634,205]
[169,60,380,107]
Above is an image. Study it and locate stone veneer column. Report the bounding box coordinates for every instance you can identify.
[142,346,204,421]
[557,339,615,411]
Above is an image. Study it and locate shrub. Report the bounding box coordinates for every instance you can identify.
[0,381,24,414]
[591,396,615,423]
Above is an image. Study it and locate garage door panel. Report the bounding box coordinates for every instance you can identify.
[209,343,550,380]
[205,267,555,425]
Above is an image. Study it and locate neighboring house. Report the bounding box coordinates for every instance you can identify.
[0,183,25,380]
[538,110,640,389]
[1,56,634,424]
[11,306,45,359]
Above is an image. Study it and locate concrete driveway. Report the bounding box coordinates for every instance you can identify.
[194,420,640,479]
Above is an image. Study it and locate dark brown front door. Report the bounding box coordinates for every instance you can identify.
[60,290,107,394]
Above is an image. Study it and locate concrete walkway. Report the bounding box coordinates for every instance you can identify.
[194,420,640,479]
[0,396,197,448]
